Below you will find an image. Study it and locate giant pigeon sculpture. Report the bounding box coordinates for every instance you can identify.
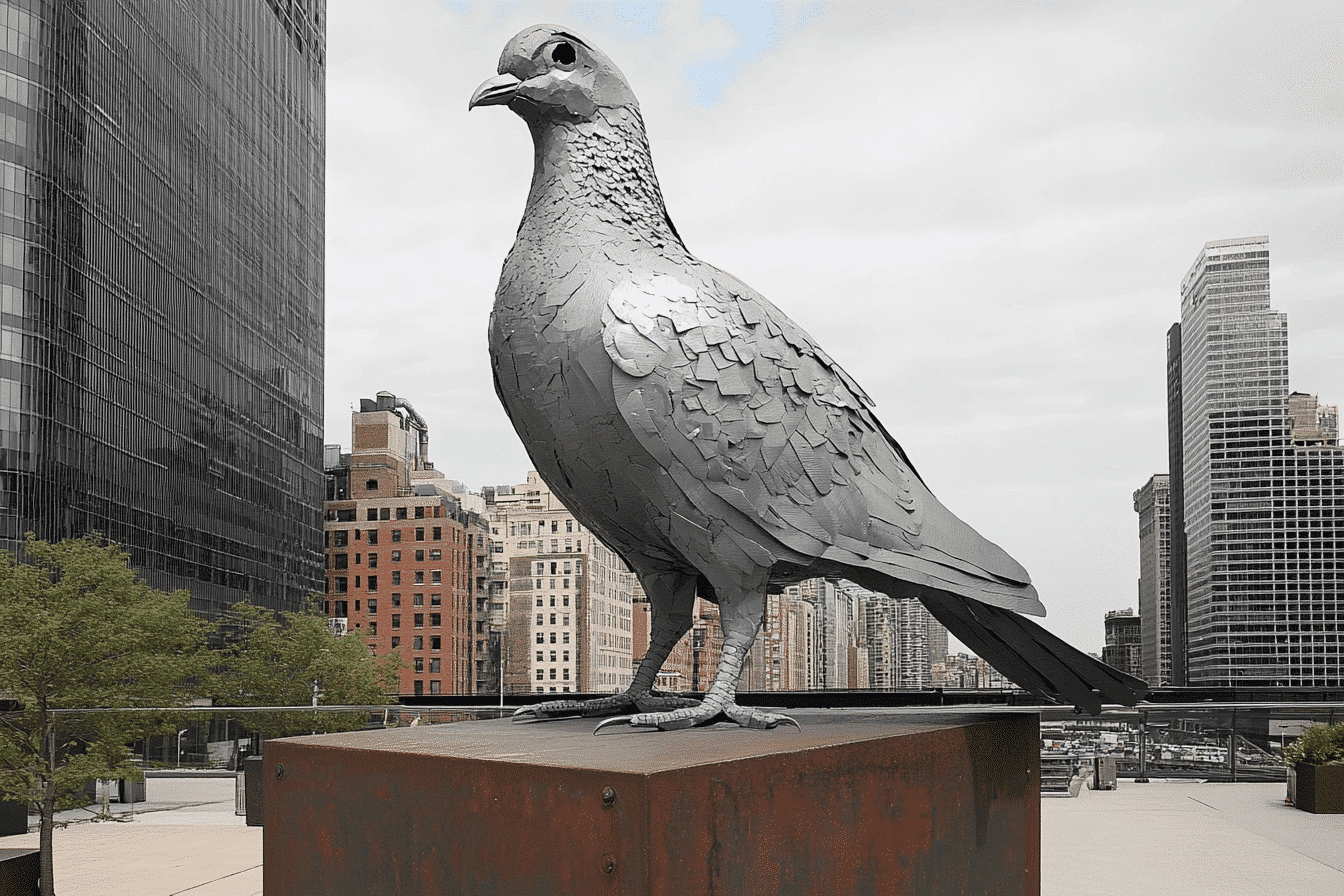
[470,25,1146,731]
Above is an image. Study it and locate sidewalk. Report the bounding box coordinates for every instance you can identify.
[2,776,1342,895]
[1,775,260,896]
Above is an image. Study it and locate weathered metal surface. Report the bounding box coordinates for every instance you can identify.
[265,709,1040,896]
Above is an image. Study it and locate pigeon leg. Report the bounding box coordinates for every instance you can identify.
[515,570,701,722]
[599,581,798,732]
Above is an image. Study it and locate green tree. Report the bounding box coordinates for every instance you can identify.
[214,598,399,740]
[0,535,208,896]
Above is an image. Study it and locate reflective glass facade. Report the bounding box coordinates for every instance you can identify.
[0,0,325,615]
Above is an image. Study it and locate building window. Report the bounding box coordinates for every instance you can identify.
[430,614,440,627]
[414,658,424,673]
[431,570,441,584]
[413,636,423,650]
[536,651,544,661]
[536,614,543,625]
[566,520,573,533]
[392,571,401,585]
[563,615,569,625]
[536,669,544,680]
[414,571,424,585]
[391,593,402,607]
[414,681,423,696]
[392,614,401,629]
[429,680,441,695]
[562,595,569,606]
[432,527,442,540]
[430,636,441,650]
[550,614,556,624]
[550,633,557,644]
[368,553,378,569]
[366,479,378,490]
[415,506,425,519]
[333,554,348,570]
[535,633,544,644]
[368,599,378,614]
[368,530,378,545]
[333,531,349,548]
[562,632,569,644]
[549,597,556,607]
[550,651,556,662]
[430,658,440,673]
[397,507,408,520]
[430,594,441,606]
[413,594,424,606]
[334,578,348,593]
[563,668,570,680]
[430,549,442,561]
[367,576,378,591]
[367,508,378,521]
[368,621,377,635]
[391,550,401,562]
[536,598,543,607]
[415,549,424,562]
[563,651,570,662]
[391,637,400,648]
[414,614,424,628]
[549,668,556,679]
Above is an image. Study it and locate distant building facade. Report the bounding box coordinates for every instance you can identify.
[740,591,811,691]
[323,394,489,696]
[1168,236,1344,687]
[487,472,636,696]
[0,1,327,615]
[1133,474,1172,685]
[1102,609,1143,680]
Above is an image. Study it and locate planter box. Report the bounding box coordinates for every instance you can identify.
[1292,763,1344,814]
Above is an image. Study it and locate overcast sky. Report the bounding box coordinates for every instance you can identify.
[323,1,1342,655]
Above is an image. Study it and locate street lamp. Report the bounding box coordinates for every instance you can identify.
[176,728,188,769]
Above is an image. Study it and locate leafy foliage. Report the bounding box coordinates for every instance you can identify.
[0,535,209,895]
[212,598,400,738]
[1285,721,1344,767]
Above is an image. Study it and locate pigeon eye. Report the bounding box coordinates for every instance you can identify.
[551,42,576,66]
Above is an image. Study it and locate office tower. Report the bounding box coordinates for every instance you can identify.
[0,2,326,614]
[1171,236,1344,687]
[1133,474,1172,685]
[323,394,490,696]
[487,472,636,696]
[1101,609,1143,680]
[797,577,851,689]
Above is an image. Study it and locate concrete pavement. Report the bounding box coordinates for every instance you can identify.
[2,775,1341,894]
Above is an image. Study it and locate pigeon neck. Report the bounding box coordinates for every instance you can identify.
[523,107,684,251]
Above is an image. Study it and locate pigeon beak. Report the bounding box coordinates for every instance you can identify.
[469,73,522,110]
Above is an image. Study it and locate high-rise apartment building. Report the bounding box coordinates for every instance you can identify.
[1133,474,1172,685]
[323,394,490,696]
[740,590,811,691]
[487,472,636,696]
[1101,609,1143,680]
[631,594,723,692]
[1170,236,1344,687]
[0,2,326,614]
[845,581,949,690]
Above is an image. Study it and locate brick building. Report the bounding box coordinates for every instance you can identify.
[324,393,490,696]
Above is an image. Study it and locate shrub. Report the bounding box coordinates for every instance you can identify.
[1284,721,1344,767]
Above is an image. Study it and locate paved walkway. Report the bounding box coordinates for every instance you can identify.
[1041,779,1344,895]
[1,775,1340,894]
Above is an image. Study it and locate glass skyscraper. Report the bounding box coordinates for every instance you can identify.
[0,1,325,615]
[1172,236,1344,687]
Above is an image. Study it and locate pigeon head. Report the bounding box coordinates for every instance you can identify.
[469,25,637,122]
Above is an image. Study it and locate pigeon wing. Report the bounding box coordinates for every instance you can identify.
[601,261,1044,615]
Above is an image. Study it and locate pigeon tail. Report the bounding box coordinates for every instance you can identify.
[921,591,1148,714]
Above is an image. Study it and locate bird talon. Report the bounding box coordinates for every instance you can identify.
[593,715,635,734]
[778,714,802,731]
[511,707,537,722]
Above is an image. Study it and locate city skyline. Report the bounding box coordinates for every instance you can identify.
[323,2,1341,654]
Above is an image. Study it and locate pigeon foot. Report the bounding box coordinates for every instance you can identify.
[513,690,700,722]
[593,701,800,733]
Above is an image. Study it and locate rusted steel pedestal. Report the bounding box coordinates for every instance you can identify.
[265,708,1040,896]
